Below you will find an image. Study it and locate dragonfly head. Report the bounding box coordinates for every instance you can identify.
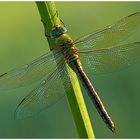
[50,25,67,38]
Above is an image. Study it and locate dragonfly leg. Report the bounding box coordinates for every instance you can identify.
[52,10,58,19]
[52,11,66,29]
[54,10,66,28]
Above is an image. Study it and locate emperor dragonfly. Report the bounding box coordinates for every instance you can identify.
[0,12,140,133]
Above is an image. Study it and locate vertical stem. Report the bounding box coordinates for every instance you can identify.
[36,2,95,138]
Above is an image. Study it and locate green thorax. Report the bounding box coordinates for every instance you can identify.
[50,25,81,67]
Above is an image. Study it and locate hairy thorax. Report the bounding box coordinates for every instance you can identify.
[55,33,79,64]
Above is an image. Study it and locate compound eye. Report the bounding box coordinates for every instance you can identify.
[50,25,67,38]
[50,30,55,38]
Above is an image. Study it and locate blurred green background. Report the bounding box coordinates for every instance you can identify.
[0,2,140,138]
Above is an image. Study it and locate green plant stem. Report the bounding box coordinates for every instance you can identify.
[36,2,95,138]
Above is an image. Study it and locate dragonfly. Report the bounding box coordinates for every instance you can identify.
[0,12,140,133]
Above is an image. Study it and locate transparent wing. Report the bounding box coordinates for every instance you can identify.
[79,42,140,74]
[15,63,72,119]
[75,12,140,51]
[0,51,61,90]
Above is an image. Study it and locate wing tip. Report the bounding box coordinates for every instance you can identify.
[14,105,31,120]
[0,72,7,77]
[127,11,140,17]
[14,98,27,120]
[134,42,140,44]
[14,104,23,120]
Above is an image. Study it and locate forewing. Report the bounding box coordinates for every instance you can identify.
[0,51,60,90]
[75,12,140,51]
[15,63,72,119]
[79,42,140,74]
